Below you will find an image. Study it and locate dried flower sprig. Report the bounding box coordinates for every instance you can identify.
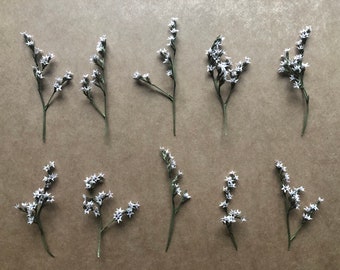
[206,36,250,135]
[133,18,179,136]
[82,172,140,258]
[81,35,109,134]
[275,160,324,250]
[219,171,246,250]
[21,32,73,142]
[15,161,58,257]
[278,26,312,136]
[160,147,191,251]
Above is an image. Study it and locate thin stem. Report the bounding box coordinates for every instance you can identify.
[143,81,174,102]
[89,99,106,119]
[300,85,309,136]
[227,225,238,250]
[286,211,291,250]
[222,85,234,136]
[35,219,54,257]
[97,214,103,258]
[222,104,227,136]
[36,78,47,143]
[165,195,176,252]
[102,84,109,137]
[290,223,303,243]
[42,108,47,143]
[171,61,177,136]
[46,90,56,109]
[285,205,292,250]
[101,219,115,234]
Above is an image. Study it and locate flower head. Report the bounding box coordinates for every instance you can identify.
[96,35,106,57]
[63,71,73,81]
[21,31,35,49]
[84,173,104,190]
[40,53,54,70]
[113,208,124,223]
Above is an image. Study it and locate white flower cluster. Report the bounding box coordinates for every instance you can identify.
[133,18,178,86]
[15,202,37,224]
[132,71,151,83]
[96,35,106,57]
[276,160,305,209]
[80,74,92,95]
[276,160,323,216]
[221,209,246,224]
[21,31,35,48]
[81,35,106,97]
[160,147,191,202]
[21,31,73,113]
[40,53,54,70]
[91,69,104,88]
[82,191,113,217]
[21,32,55,80]
[53,71,73,92]
[220,171,246,224]
[32,66,44,80]
[167,17,178,49]
[206,35,250,86]
[84,172,104,190]
[278,26,311,89]
[113,201,140,223]
[160,147,177,172]
[33,188,54,204]
[43,161,55,172]
[15,161,57,224]
[302,197,324,222]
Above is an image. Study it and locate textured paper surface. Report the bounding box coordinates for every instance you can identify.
[0,1,339,269]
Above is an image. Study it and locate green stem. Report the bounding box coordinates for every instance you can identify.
[36,219,54,257]
[36,78,47,143]
[172,64,177,137]
[103,88,109,137]
[227,225,238,250]
[300,86,309,136]
[101,219,115,234]
[42,108,47,143]
[290,223,303,243]
[165,195,176,252]
[144,81,174,102]
[222,104,227,136]
[46,90,56,109]
[89,99,106,120]
[286,208,291,250]
[97,215,103,258]
[222,85,234,136]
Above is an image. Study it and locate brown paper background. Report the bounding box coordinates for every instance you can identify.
[1,1,339,269]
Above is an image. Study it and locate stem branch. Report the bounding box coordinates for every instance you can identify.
[165,195,176,252]
[227,225,238,250]
[36,219,54,257]
[97,214,103,258]
[300,86,309,136]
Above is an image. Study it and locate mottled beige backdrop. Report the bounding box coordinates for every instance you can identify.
[0,1,339,269]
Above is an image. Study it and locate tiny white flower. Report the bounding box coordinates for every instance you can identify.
[113,208,124,224]
[133,71,141,79]
[303,213,312,220]
[281,185,290,193]
[293,81,300,89]
[310,203,318,211]
[318,197,324,202]
[219,201,229,208]
[183,192,191,200]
